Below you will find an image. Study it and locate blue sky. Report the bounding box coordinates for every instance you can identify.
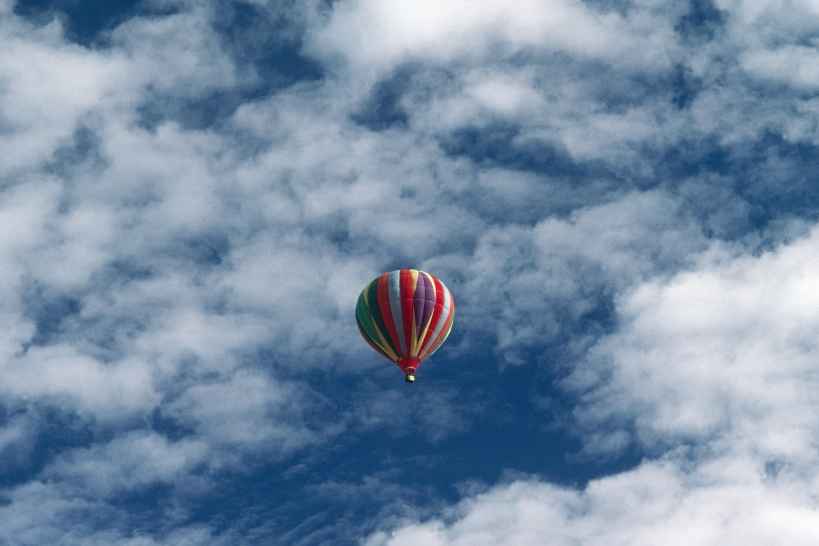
[3,0,819,544]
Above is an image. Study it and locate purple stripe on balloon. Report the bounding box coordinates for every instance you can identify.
[413,272,427,330]
[416,272,434,334]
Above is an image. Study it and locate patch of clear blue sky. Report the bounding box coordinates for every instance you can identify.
[15,0,147,43]
[14,1,813,544]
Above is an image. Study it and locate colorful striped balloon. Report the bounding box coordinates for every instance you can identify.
[356,269,455,382]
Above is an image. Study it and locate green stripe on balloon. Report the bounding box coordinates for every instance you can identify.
[367,278,399,355]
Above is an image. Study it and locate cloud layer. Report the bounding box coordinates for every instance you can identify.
[2,0,819,543]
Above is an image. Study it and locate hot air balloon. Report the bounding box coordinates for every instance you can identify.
[356,269,455,383]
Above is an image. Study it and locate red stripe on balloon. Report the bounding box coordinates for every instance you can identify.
[425,297,454,358]
[400,269,414,357]
[377,273,403,358]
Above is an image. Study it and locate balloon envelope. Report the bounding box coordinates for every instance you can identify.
[356,269,455,379]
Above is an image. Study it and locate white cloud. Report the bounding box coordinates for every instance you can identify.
[0,181,58,363]
[741,45,819,89]
[365,456,819,546]
[110,6,244,97]
[571,225,819,462]
[0,478,222,545]
[166,369,329,461]
[27,205,119,290]
[712,1,819,93]
[2,346,158,421]
[533,191,706,286]
[46,431,208,497]
[391,61,680,174]
[0,23,128,175]
[0,413,38,473]
[448,191,706,364]
[715,0,819,37]
[308,0,677,72]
